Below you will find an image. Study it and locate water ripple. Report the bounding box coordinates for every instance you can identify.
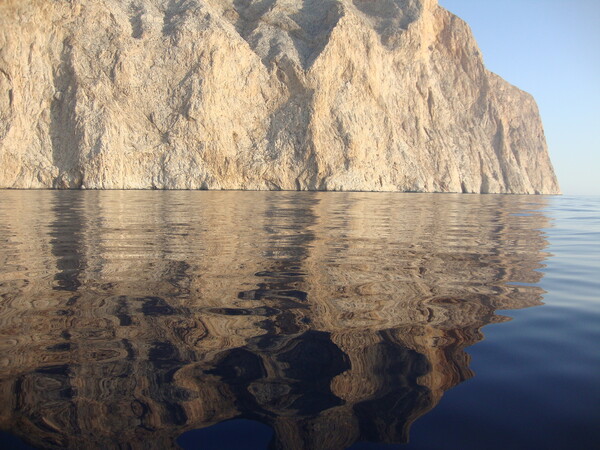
[0,192,597,449]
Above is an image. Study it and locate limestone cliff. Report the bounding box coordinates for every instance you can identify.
[0,0,560,193]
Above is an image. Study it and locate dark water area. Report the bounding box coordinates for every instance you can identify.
[0,191,598,450]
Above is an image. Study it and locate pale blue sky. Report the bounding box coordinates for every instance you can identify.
[439,0,600,195]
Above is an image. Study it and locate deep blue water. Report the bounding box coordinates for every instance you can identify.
[0,192,598,449]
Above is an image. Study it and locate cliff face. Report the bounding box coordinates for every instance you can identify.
[0,0,560,193]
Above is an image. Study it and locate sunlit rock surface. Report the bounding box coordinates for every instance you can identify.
[0,0,559,193]
[0,192,551,448]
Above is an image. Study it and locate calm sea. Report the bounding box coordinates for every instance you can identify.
[0,192,598,450]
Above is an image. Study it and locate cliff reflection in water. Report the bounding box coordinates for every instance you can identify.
[0,192,551,449]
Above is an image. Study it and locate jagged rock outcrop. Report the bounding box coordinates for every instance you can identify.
[0,0,560,192]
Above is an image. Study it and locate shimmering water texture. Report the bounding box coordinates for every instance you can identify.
[0,192,598,450]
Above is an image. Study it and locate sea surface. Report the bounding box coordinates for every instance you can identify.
[0,191,598,450]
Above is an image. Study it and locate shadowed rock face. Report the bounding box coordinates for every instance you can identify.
[0,0,559,193]
[0,191,551,449]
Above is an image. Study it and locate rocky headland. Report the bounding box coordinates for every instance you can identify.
[0,0,559,193]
